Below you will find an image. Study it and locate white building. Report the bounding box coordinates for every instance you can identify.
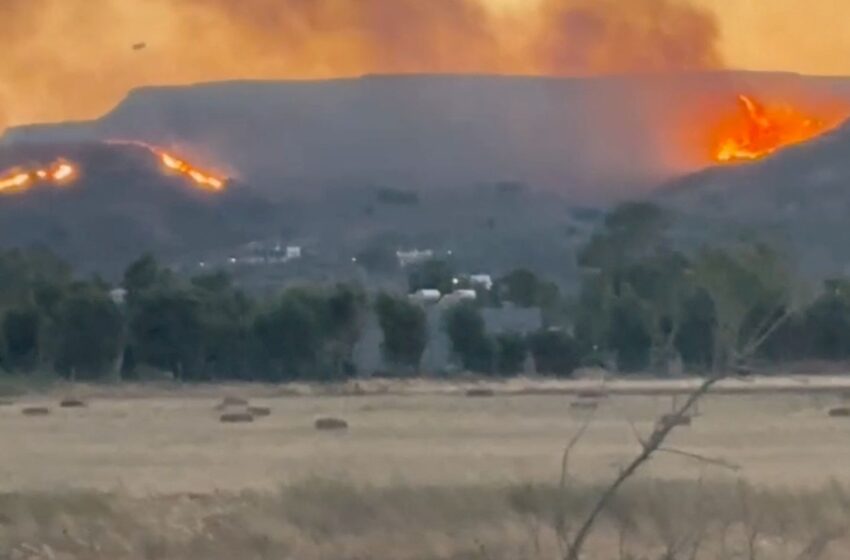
[397,249,434,267]
[469,274,494,291]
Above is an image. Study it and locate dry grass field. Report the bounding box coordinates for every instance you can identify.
[2,376,850,559]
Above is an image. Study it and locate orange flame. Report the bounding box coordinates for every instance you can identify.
[0,160,77,194]
[108,140,228,192]
[159,151,225,191]
[712,94,844,163]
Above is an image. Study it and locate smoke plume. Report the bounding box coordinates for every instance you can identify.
[0,0,722,130]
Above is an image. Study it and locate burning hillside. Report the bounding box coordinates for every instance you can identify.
[0,160,77,194]
[107,141,227,192]
[0,142,227,196]
[0,142,274,272]
[711,94,847,163]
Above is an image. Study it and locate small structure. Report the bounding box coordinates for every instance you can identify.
[469,274,494,291]
[409,289,442,304]
[397,249,434,267]
[109,288,127,306]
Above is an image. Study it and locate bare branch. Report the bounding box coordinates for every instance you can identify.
[657,446,741,472]
[564,374,724,560]
[560,411,595,489]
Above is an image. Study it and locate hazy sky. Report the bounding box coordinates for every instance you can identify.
[0,0,847,131]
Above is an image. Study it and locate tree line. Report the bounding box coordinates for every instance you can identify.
[2,203,850,381]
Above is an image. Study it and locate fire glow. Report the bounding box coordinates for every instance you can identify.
[712,94,844,163]
[0,160,77,194]
[109,141,227,192]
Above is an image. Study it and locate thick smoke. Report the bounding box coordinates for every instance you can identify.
[0,0,722,130]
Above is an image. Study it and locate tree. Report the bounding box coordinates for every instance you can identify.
[374,293,428,373]
[192,271,255,381]
[129,287,205,380]
[528,329,581,377]
[322,284,367,379]
[675,289,716,369]
[578,202,671,270]
[497,268,560,311]
[0,247,71,309]
[443,302,494,373]
[607,292,653,372]
[691,243,795,372]
[801,280,850,360]
[253,293,323,381]
[1,306,42,372]
[495,333,527,376]
[123,254,163,295]
[408,259,455,295]
[54,286,123,379]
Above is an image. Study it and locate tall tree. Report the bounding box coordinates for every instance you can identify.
[54,286,124,379]
[443,302,494,373]
[129,287,205,381]
[374,293,428,373]
[253,293,323,380]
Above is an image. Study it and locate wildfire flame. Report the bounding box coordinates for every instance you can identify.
[108,140,227,192]
[712,94,843,163]
[159,151,225,191]
[0,160,77,194]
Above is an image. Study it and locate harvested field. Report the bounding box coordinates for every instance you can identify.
[1,378,850,559]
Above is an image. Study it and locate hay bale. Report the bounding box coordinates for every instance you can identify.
[828,407,850,418]
[315,417,349,431]
[59,398,87,408]
[248,406,271,418]
[659,413,692,428]
[215,396,249,410]
[571,400,599,410]
[219,412,254,424]
[22,407,50,417]
[465,388,495,398]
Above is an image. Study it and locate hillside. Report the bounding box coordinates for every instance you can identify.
[659,118,850,276]
[5,72,850,203]
[0,142,278,273]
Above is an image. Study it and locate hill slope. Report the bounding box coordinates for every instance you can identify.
[660,119,850,276]
[6,73,850,203]
[0,142,278,273]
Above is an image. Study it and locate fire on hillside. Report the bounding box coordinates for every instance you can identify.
[0,160,77,194]
[711,94,847,163]
[108,140,228,192]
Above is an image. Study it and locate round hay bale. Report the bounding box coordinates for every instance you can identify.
[248,406,271,418]
[59,398,87,408]
[659,413,692,428]
[571,400,599,410]
[828,407,850,418]
[22,407,50,417]
[215,396,249,410]
[465,388,495,398]
[315,417,349,431]
[219,412,254,424]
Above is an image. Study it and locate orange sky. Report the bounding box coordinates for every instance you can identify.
[0,0,848,132]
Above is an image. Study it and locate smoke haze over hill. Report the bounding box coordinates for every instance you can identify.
[0,0,722,131]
